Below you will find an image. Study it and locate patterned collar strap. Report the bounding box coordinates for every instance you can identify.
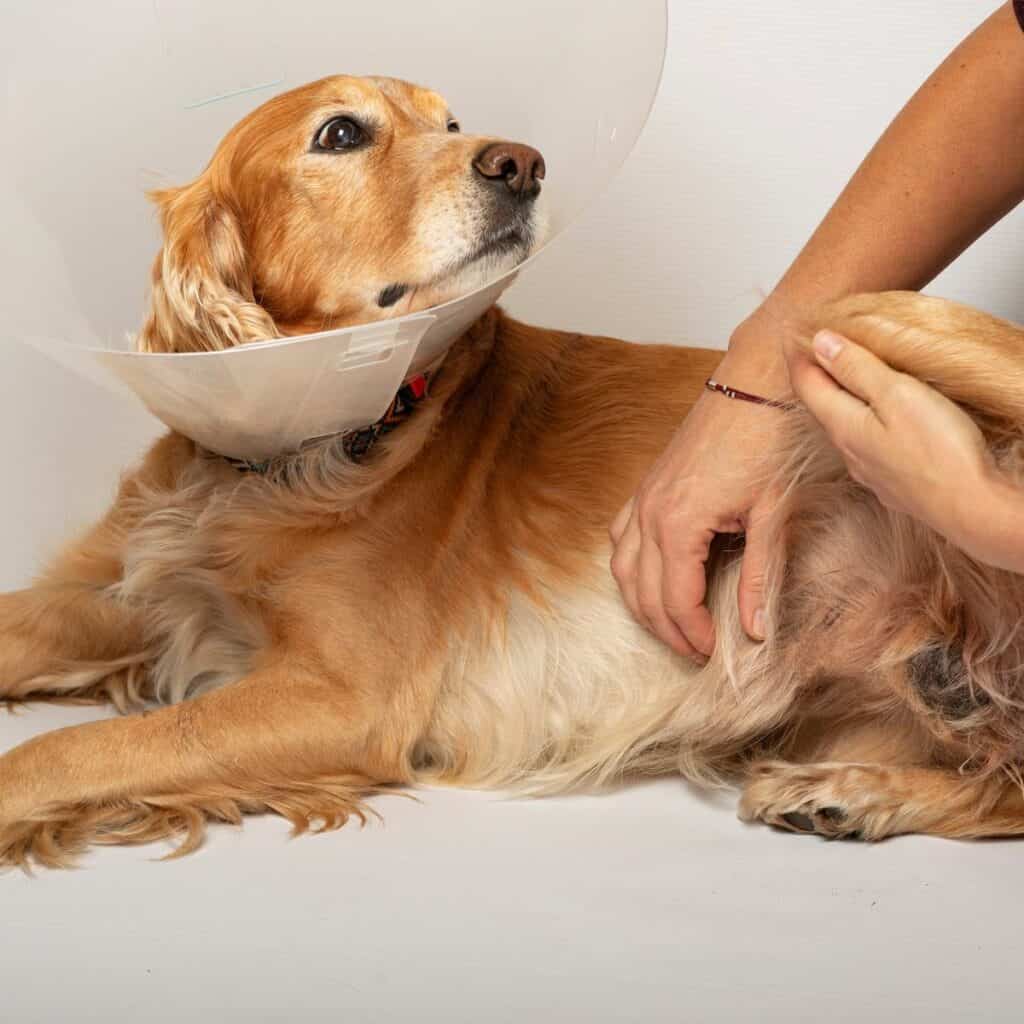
[225,371,433,474]
[340,372,431,461]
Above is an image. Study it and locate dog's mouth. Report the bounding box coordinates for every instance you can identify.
[377,218,536,312]
[463,222,532,267]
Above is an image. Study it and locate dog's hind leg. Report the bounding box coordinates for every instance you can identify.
[738,761,1024,840]
[0,657,408,869]
[0,584,151,709]
[806,290,1024,427]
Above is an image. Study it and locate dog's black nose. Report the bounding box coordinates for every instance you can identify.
[473,142,546,200]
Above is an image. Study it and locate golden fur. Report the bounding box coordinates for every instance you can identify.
[4,77,1024,869]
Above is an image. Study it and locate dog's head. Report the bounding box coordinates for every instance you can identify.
[139,75,547,353]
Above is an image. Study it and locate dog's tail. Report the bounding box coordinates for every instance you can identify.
[801,291,1024,429]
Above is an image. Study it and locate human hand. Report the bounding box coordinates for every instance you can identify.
[786,328,995,549]
[610,318,789,659]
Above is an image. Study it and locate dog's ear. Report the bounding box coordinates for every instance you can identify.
[138,178,278,353]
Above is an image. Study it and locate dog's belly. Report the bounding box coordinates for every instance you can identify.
[413,550,705,792]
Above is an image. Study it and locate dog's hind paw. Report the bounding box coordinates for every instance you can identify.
[737,761,908,841]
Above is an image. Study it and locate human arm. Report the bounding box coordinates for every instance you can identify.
[612,3,1024,656]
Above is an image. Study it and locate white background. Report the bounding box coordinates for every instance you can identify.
[6,2,1024,1021]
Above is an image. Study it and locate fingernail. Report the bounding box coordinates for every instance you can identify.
[752,608,766,640]
[813,330,844,362]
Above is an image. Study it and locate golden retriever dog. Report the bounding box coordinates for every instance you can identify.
[4,75,1024,869]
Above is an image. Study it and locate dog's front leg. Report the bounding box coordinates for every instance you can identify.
[0,585,149,705]
[0,659,398,868]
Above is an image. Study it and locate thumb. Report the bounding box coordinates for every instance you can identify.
[810,329,894,409]
[738,488,780,641]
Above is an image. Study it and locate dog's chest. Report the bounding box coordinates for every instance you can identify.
[115,475,699,779]
[415,551,699,791]
[113,483,274,704]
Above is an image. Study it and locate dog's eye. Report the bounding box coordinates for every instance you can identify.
[447,119,461,133]
[314,117,365,152]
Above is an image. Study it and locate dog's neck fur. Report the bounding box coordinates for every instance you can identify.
[166,306,603,550]
[187,309,509,501]
[184,310,493,480]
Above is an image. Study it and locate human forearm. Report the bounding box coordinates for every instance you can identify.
[774,3,1024,305]
[730,4,1024,377]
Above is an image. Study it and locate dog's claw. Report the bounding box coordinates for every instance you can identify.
[782,811,816,833]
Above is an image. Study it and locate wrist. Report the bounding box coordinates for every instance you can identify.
[724,306,791,394]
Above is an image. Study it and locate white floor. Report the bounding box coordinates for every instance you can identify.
[4,704,1023,1023]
